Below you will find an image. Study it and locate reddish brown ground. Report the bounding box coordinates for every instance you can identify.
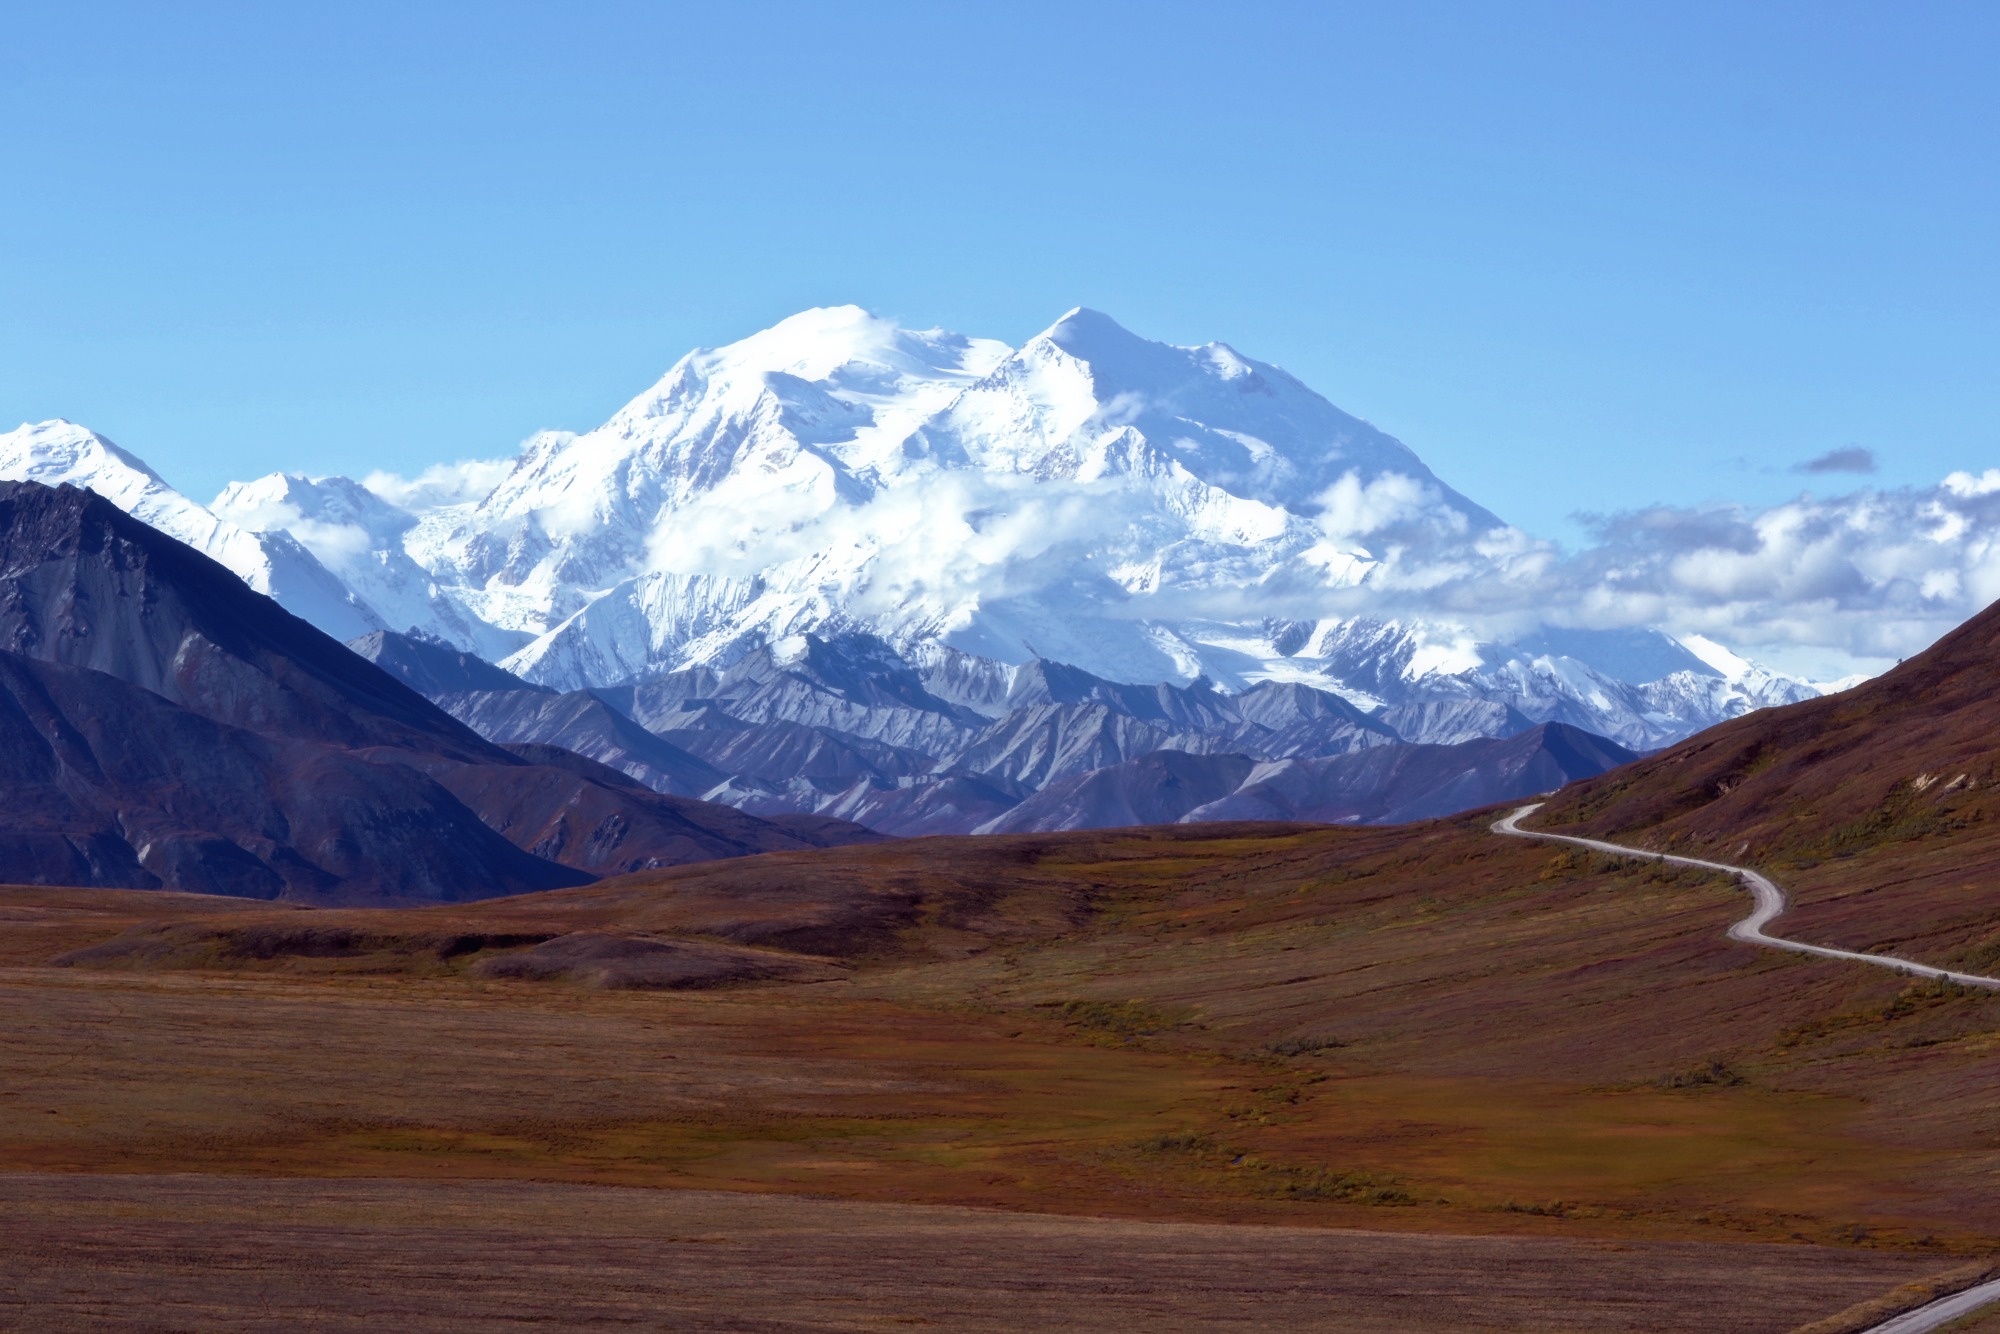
[0,1174,1946,1333]
[3,807,1998,1328]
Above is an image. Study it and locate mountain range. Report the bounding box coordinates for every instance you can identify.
[350,625,1635,837]
[0,481,876,903]
[3,306,1820,757]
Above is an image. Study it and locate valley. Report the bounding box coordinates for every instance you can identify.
[3,799,1997,1328]
[0,454,1994,1328]
[15,10,1997,1328]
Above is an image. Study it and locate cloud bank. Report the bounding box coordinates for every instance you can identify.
[1284,469,2000,677]
[607,452,2000,681]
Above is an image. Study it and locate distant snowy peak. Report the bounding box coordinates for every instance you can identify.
[214,471,418,547]
[934,306,1500,524]
[214,468,524,662]
[0,420,380,641]
[9,304,1835,753]
[448,303,1510,679]
[479,305,1010,519]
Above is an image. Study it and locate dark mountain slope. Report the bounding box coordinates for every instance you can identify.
[800,772,1030,838]
[349,628,547,697]
[1002,659,1239,730]
[0,651,583,902]
[410,744,873,876]
[980,751,1260,834]
[0,482,502,761]
[661,720,934,785]
[438,689,728,797]
[985,723,1636,833]
[0,482,880,899]
[387,630,1625,837]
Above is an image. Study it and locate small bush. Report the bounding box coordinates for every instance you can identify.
[1656,1059,1746,1090]
[1274,1167,1411,1204]
[1046,999,1173,1038]
[1265,1034,1347,1057]
[1501,1199,1572,1217]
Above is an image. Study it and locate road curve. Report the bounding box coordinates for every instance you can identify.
[1494,803,2000,990]
[1862,1277,2000,1334]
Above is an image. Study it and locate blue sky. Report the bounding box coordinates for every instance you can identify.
[3,1,1995,543]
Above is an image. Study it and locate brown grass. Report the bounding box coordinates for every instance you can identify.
[1788,1260,2000,1333]
[0,1173,1950,1333]
[4,814,1999,1326]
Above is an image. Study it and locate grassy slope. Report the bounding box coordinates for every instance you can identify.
[1540,600,2000,973]
[4,814,1996,1258]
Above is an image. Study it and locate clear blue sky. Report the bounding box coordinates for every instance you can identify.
[3,1,1995,542]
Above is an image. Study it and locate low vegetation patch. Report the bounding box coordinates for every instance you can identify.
[1655,1059,1747,1090]
[1778,977,1997,1050]
[1539,849,1628,881]
[1788,780,1980,862]
[1043,999,1176,1039]
[1126,1132,1413,1205]
[1500,1199,1582,1218]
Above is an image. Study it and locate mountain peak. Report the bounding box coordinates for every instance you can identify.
[1041,305,1132,341]
[1,418,171,490]
[686,305,1006,389]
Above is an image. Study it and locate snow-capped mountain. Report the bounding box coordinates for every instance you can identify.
[4,306,1824,748]
[0,420,380,640]
[211,471,521,660]
[427,304,1513,693]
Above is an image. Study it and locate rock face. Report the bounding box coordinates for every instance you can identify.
[979,724,1634,834]
[0,482,877,902]
[422,626,1639,836]
[435,690,727,798]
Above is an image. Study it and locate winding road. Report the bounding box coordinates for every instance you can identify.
[1864,1277,2000,1334]
[1494,803,2000,990]
[1496,804,2000,1332]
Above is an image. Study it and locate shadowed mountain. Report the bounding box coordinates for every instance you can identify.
[0,650,585,902]
[1002,659,1241,731]
[0,481,500,762]
[0,482,877,900]
[788,771,1032,838]
[1375,698,1536,747]
[982,724,1636,833]
[978,751,1261,834]
[349,628,548,697]
[408,629,1634,835]
[660,720,934,786]
[437,689,728,797]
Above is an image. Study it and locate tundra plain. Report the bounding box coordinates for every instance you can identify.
[4,810,1997,1329]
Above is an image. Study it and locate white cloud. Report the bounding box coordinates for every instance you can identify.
[1326,476,2000,672]
[640,455,2000,679]
[363,457,514,513]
